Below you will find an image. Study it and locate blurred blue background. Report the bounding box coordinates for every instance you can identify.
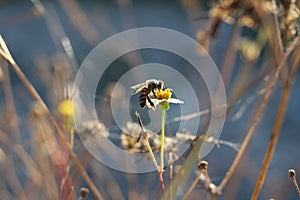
[1,0,300,199]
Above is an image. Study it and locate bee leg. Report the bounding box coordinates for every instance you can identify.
[152,89,157,98]
[147,96,155,108]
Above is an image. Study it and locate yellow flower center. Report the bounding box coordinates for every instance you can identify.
[156,88,172,100]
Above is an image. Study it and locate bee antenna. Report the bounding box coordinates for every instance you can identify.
[157,80,163,89]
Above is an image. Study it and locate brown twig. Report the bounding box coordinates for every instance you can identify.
[0,8,40,27]
[0,128,28,200]
[182,174,201,200]
[251,44,300,199]
[0,35,104,200]
[272,0,284,54]
[252,0,288,82]
[169,159,173,200]
[5,159,28,200]
[216,37,299,194]
[288,169,300,197]
[29,116,59,199]
[66,186,74,200]
[58,0,100,45]
[167,128,208,199]
[182,161,215,200]
[220,23,240,90]
[135,112,166,200]
[0,58,21,142]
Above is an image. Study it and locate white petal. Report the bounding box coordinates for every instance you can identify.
[168,98,184,104]
[151,99,161,106]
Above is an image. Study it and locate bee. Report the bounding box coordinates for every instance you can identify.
[131,79,164,108]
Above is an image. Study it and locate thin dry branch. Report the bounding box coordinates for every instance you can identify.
[216,37,299,194]
[182,175,201,200]
[135,112,166,200]
[251,44,300,199]
[0,128,28,200]
[252,0,288,81]
[5,159,28,200]
[288,169,300,197]
[0,35,104,200]
[167,126,207,199]
[271,0,284,54]
[0,58,21,142]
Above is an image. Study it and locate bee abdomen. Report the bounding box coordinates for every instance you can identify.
[139,96,147,108]
[139,87,150,108]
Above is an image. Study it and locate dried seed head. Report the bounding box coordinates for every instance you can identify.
[289,169,296,177]
[240,38,261,62]
[237,15,256,28]
[121,121,160,153]
[80,187,89,199]
[75,120,109,141]
[198,161,208,171]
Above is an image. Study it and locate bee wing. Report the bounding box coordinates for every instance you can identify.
[131,82,147,94]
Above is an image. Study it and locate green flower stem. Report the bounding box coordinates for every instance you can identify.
[159,101,169,173]
[160,109,166,172]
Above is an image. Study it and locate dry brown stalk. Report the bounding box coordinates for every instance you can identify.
[0,35,104,200]
[217,37,299,194]
[0,59,22,142]
[251,44,300,199]
[288,169,300,197]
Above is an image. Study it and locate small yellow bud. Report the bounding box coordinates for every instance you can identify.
[58,99,73,117]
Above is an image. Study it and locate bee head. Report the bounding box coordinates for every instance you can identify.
[147,81,158,91]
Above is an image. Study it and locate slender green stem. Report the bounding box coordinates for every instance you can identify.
[160,109,166,172]
[159,109,167,200]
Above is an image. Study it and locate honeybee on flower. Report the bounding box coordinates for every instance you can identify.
[131,79,183,110]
